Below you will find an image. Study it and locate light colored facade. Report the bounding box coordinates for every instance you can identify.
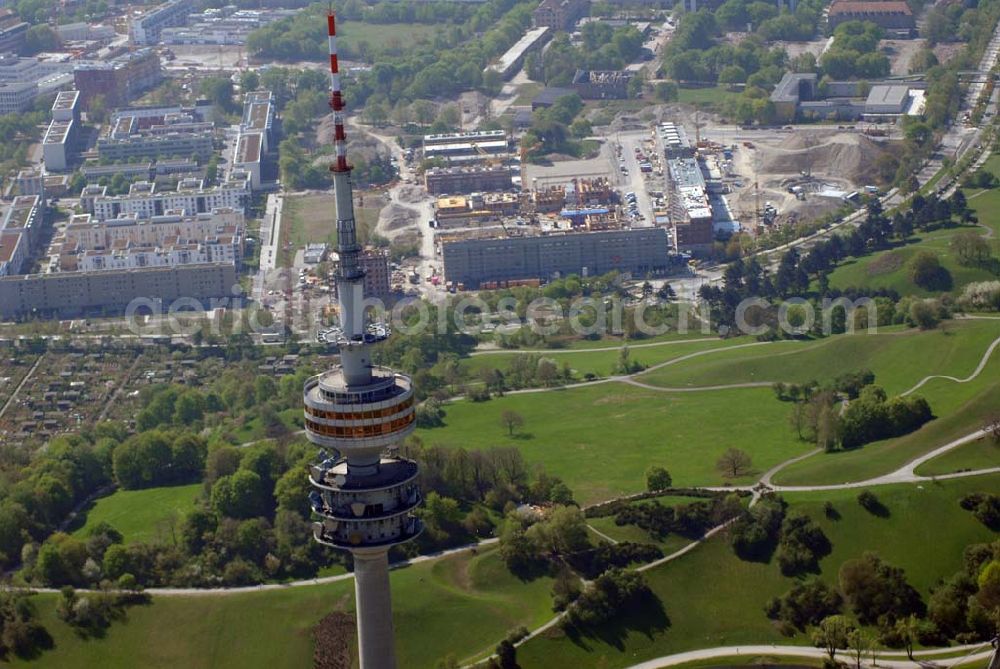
[0,231,26,277]
[42,119,76,172]
[51,90,80,122]
[129,0,193,45]
[0,262,239,318]
[64,208,244,249]
[0,81,37,114]
[88,178,249,221]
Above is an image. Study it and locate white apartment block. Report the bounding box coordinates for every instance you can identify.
[87,178,249,221]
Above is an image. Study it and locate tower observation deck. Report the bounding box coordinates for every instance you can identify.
[304,13,421,669]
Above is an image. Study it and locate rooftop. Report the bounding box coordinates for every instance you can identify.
[829,0,912,15]
[52,90,79,110]
[866,83,910,107]
[0,232,23,264]
[236,132,262,163]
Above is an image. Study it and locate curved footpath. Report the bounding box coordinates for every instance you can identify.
[622,643,996,669]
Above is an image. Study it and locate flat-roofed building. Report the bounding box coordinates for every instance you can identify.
[485,26,550,80]
[865,84,911,114]
[89,179,249,221]
[73,49,162,107]
[97,112,214,162]
[0,81,37,114]
[0,21,28,54]
[63,208,244,249]
[1,195,43,252]
[827,0,915,33]
[667,158,714,252]
[0,231,27,277]
[241,90,274,151]
[443,227,669,288]
[233,131,262,189]
[52,90,80,122]
[425,166,514,194]
[533,0,587,31]
[42,119,77,172]
[129,0,193,45]
[0,262,238,318]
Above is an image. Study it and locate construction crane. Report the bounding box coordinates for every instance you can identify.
[471,142,503,167]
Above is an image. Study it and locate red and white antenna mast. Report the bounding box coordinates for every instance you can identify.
[327,12,349,174]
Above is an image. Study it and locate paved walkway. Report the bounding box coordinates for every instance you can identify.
[623,643,996,669]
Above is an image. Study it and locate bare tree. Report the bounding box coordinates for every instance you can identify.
[716,448,753,478]
[500,410,525,437]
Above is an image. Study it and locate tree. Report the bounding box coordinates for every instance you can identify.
[211,470,269,519]
[645,466,672,492]
[846,628,873,669]
[951,231,991,266]
[239,70,260,92]
[812,614,850,660]
[909,251,951,291]
[496,639,517,669]
[500,410,524,436]
[894,615,920,660]
[716,448,753,478]
[23,24,58,55]
[654,81,678,102]
[199,77,236,114]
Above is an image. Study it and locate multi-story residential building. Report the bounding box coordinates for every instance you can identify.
[86,178,249,220]
[443,228,669,288]
[129,0,193,46]
[0,195,43,252]
[73,49,162,107]
[360,248,390,298]
[532,0,587,31]
[233,132,262,189]
[0,262,239,318]
[64,208,244,249]
[52,90,80,122]
[0,231,27,277]
[42,119,77,172]
[97,110,214,162]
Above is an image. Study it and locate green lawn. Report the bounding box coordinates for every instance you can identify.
[11,546,554,669]
[587,494,715,555]
[462,336,739,380]
[278,193,377,268]
[826,225,998,297]
[640,320,1000,395]
[775,324,1000,485]
[70,484,203,545]
[419,383,813,505]
[516,474,1000,669]
[914,434,1000,476]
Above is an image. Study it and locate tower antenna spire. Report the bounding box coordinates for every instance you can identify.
[305,12,422,669]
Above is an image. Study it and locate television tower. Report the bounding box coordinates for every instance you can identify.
[304,13,421,669]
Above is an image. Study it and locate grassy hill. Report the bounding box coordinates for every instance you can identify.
[418,383,812,504]
[10,546,554,669]
[516,474,1000,669]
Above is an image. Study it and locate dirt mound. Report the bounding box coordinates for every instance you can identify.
[396,185,424,204]
[313,611,355,669]
[381,203,417,232]
[760,133,885,183]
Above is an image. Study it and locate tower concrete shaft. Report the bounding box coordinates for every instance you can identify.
[303,13,421,669]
